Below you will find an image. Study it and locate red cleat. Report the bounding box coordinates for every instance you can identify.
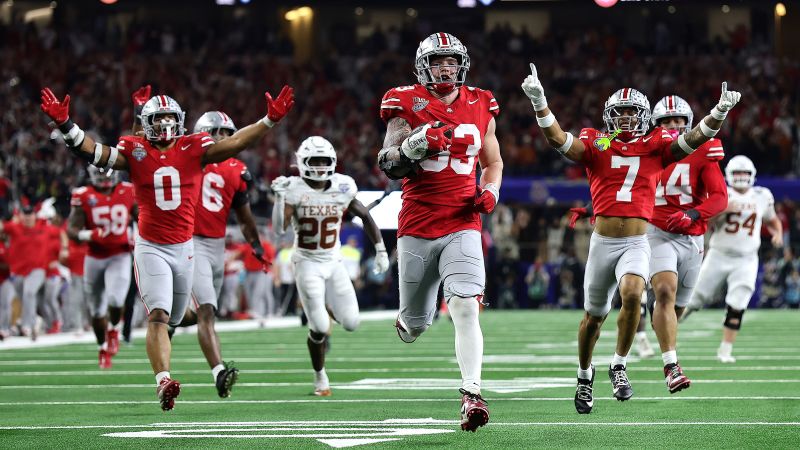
[157,378,181,411]
[46,320,62,334]
[106,329,120,356]
[98,349,112,369]
[459,389,489,432]
[664,363,691,394]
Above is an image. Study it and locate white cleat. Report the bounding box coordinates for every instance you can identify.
[717,349,737,363]
[636,334,655,359]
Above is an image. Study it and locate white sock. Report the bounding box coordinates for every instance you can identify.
[636,331,647,340]
[577,365,593,380]
[314,369,329,388]
[662,350,678,366]
[100,342,108,351]
[448,296,483,394]
[155,371,170,385]
[611,353,627,368]
[212,364,225,382]
[719,341,733,354]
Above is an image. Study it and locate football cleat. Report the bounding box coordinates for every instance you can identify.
[215,361,240,398]
[394,317,416,343]
[98,349,112,369]
[608,364,633,401]
[314,388,332,397]
[717,348,736,363]
[664,363,691,393]
[106,329,120,356]
[46,320,62,334]
[574,366,595,414]
[635,334,655,359]
[459,388,489,432]
[156,377,181,411]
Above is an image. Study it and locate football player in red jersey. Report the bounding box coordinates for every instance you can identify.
[522,63,740,414]
[40,84,294,411]
[67,166,136,369]
[377,32,501,432]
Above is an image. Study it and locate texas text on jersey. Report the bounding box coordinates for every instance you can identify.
[577,126,674,220]
[284,173,358,262]
[116,132,214,244]
[193,159,249,239]
[650,139,727,235]
[380,84,499,238]
[70,182,136,258]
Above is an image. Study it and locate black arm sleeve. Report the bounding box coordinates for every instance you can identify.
[231,190,249,208]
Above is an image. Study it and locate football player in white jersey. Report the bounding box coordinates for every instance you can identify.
[682,155,783,362]
[271,136,390,396]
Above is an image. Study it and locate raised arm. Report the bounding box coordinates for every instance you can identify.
[521,63,586,163]
[347,198,389,274]
[270,176,293,234]
[40,88,129,171]
[130,85,151,135]
[668,82,741,161]
[203,86,294,164]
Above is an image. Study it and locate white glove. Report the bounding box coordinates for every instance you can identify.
[271,176,291,195]
[712,82,742,118]
[373,242,390,274]
[521,63,548,111]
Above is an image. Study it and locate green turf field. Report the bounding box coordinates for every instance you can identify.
[1,309,798,448]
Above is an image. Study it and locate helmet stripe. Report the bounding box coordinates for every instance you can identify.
[621,88,630,100]
[159,95,167,108]
[667,95,674,110]
[438,32,450,47]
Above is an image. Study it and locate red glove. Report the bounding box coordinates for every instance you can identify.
[666,210,699,233]
[131,85,152,106]
[265,85,295,124]
[251,241,272,273]
[567,207,595,229]
[422,121,453,153]
[40,87,71,124]
[474,183,498,214]
[401,121,453,160]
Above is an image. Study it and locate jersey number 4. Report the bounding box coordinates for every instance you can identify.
[724,212,756,236]
[655,163,693,206]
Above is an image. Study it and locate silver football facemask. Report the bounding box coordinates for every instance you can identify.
[193,111,237,142]
[296,136,337,182]
[140,95,186,142]
[415,32,470,95]
[603,88,651,139]
[725,155,757,190]
[87,164,118,189]
[651,95,694,135]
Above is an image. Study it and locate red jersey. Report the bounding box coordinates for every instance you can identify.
[116,132,214,244]
[70,182,136,258]
[578,127,674,220]
[650,139,728,236]
[44,220,62,277]
[67,238,88,276]
[193,159,249,239]
[2,221,57,276]
[242,240,275,272]
[0,241,9,283]
[380,84,499,239]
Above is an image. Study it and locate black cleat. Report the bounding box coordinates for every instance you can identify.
[215,361,240,398]
[609,364,633,401]
[574,365,595,414]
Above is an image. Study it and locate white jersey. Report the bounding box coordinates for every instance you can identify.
[285,174,358,263]
[708,186,776,256]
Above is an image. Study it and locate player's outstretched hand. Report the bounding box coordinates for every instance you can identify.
[265,85,295,125]
[567,207,594,229]
[401,121,452,161]
[474,183,499,214]
[271,176,291,195]
[521,63,548,111]
[40,87,71,124]
[373,243,389,275]
[715,82,741,113]
[131,85,152,106]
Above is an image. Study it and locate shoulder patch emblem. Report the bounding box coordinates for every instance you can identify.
[412,97,429,112]
[87,196,98,207]
[132,143,147,162]
[339,183,351,193]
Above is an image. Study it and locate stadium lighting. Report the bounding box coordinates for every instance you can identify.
[594,0,618,7]
[776,3,786,17]
[354,7,363,15]
[285,6,312,21]
[99,0,117,4]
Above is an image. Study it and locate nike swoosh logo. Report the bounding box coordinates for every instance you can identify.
[188,255,194,260]
[469,99,479,104]
[181,144,191,150]
[643,136,653,142]
[429,136,438,140]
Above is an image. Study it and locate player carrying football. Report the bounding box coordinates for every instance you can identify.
[40,83,294,410]
[522,64,741,413]
[377,32,502,431]
[272,136,389,397]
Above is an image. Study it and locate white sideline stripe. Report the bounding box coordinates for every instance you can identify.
[9,366,800,376]
[0,311,397,351]
[3,421,800,430]
[0,397,797,407]
[4,379,799,389]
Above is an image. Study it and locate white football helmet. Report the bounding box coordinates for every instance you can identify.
[725,155,756,190]
[87,164,118,189]
[415,32,470,95]
[651,95,694,134]
[140,95,186,142]
[603,88,651,138]
[193,111,237,141]
[296,136,337,181]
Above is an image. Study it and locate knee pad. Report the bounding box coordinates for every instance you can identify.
[308,330,327,344]
[723,306,744,330]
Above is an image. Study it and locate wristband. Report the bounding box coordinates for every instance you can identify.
[685,209,701,221]
[555,132,574,155]
[710,106,727,121]
[103,146,119,170]
[536,112,555,128]
[483,182,499,204]
[260,116,275,128]
[61,122,86,148]
[57,118,75,134]
[92,142,103,165]
[700,120,719,138]
[77,230,93,242]
[677,134,696,154]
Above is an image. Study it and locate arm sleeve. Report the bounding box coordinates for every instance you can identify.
[694,162,728,220]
